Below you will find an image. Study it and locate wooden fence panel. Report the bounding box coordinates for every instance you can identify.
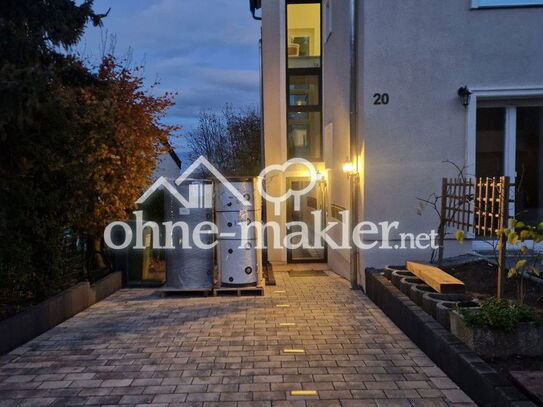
[440,176,512,298]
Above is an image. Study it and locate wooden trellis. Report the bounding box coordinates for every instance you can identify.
[440,176,512,298]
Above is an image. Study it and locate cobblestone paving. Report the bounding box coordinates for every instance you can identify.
[0,271,476,407]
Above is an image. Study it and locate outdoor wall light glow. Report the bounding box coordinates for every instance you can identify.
[342,160,355,175]
[457,86,472,108]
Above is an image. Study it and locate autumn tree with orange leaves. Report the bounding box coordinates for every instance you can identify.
[0,0,178,305]
[75,56,178,269]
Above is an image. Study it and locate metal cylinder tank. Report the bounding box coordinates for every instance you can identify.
[218,240,257,286]
[215,181,255,211]
[215,210,257,240]
[164,180,214,289]
[216,179,260,287]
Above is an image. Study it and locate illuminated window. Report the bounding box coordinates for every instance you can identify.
[288,74,319,107]
[287,2,321,69]
[286,1,322,161]
[288,112,322,161]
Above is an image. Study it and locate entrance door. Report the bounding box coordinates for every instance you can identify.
[286,177,327,263]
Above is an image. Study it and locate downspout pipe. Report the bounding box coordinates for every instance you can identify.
[349,0,360,289]
[247,0,266,276]
[258,35,265,173]
[258,33,269,271]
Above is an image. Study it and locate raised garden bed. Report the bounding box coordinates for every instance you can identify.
[443,257,543,399]
[441,258,542,311]
[0,268,118,321]
[450,310,543,359]
[386,265,480,323]
[366,267,537,407]
[0,271,122,355]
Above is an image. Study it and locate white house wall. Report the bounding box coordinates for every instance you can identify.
[262,0,288,264]
[322,0,354,280]
[357,0,543,287]
[259,0,543,284]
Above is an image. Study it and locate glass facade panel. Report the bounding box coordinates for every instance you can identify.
[287,3,321,69]
[286,1,322,162]
[516,107,543,223]
[288,112,322,161]
[475,105,542,225]
[288,75,320,106]
[476,107,505,178]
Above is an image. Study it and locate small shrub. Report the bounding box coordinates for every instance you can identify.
[459,297,538,332]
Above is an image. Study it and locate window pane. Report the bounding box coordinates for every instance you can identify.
[476,0,543,7]
[288,111,322,161]
[476,107,505,178]
[287,178,326,262]
[287,3,321,69]
[516,107,543,223]
[288,75,319,106]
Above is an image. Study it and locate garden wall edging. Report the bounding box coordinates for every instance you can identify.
[365,268,536,407]
[0,271,122,355]
[450,310,543,359]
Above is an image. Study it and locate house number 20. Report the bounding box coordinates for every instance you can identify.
[373,93,389,105]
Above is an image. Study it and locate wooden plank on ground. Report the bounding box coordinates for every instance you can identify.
[213,278,265,297]
[405,261,465,294]
[213,286,264,297]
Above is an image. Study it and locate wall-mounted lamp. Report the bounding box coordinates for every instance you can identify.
[315,170,327,189]
[342,160,356,176]
[457,86,472,108]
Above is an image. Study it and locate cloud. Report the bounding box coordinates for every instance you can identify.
[150,59,259,118]
[152,58,258,91]
[168,83,258,118]
[78,0,261,136]
[202,68,259,92]
[132,0,258,50]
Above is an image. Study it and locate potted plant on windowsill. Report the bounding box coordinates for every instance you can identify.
[449,297,543,359]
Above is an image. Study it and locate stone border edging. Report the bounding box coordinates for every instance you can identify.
[0,271,122,355]
[365,268,536,407]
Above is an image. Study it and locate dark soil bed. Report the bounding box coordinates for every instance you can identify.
[442,259,543,311]
[489,356,543,377]
[489,356,543,405]
[442,258,543,390]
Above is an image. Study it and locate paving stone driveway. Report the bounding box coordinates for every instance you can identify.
[0,271,475,407]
